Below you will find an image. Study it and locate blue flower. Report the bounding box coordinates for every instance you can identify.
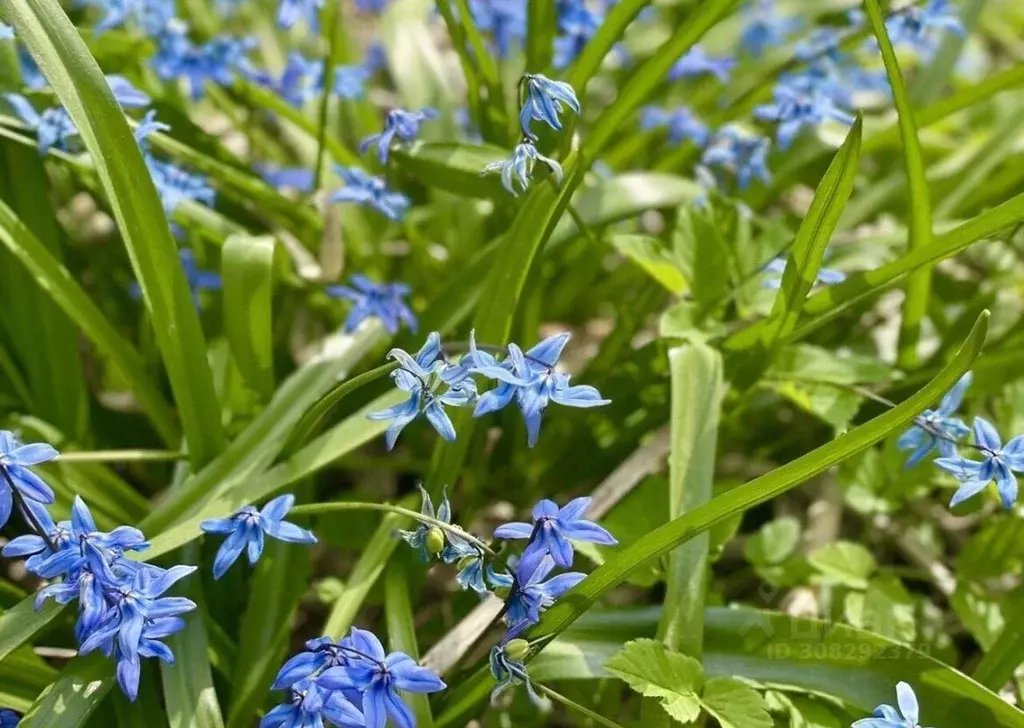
[4,94,77,155]
[134,112,217,214]
[0,431,57,529]
[399,486,451,560]
[178,249,222,303]
[153,22,253,101]
[0,709,20,728]
[639,106,709,147]
[277,0,324,29]
[262,677,365,728]
[669,45,736,83]
[441,532,490,593]
[494,497,616,568]
[200,494,318,579]
[78,564,198,700]
[482,142,563,196]
[490,554,585,634]
[360,108,436,164]
[740,0,802,57]
[104,75,152,108]
[250,52,322,107]
[519,74,580,140]
[1,500,72,573]
[258,165,315,192]
[898,373,972,468]
[762,256,845,290]
[473,333,610,447]
[83,0,175,35]
[489,637,543,705]
[355,0,389,12]
[327,275,417,335]
[318,628,446,728]
[886,0,963,56]
[701,126,772,190]
[333,65,372,100]
[754,84,856,149]
[853,681,928,728]
[331,166,410,221]
[367,333,476,449]
[935,418,1024,509]
[553,2,602,69]
[470,0,527,58]
[273,637,351,690]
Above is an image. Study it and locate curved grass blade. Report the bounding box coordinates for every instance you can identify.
[565,0,650,94]
[526,0,557,71]
[0,599,62,665]
[0,197,180,446]
[385,554,434,728]
[863,0,933,369]
[222,234,277,400]
[2,0,225,467]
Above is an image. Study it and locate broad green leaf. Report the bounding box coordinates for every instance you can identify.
[851,576,917,643]
[808,541,877,589]
[700,678,772,728]
[391,141,508,199]
[744,517,802,567]
[222,234,277,399]
[526,0,556,71]
[385,554,433,728]
[0,198,179,445]
[611,235,687,295]
[3,0,225,467]
[864,0,933,368]
[17,653,113,728]
[604,639,703,723]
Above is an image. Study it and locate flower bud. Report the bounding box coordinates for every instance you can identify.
[505,638,529,662]
[424,527,445,556]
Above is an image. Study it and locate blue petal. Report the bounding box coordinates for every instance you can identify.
[213,526,249,579]
[974,417,1002,451]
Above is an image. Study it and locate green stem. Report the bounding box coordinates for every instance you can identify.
[534,683,629,728]
[314,0,346,192]
[56,450,187,463]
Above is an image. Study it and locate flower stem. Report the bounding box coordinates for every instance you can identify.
[534,683,629,728]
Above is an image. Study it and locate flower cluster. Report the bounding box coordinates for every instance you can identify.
[152,20,254,101]
[0,432,197,701]
[267,627,445,728]
[327,275,417,335]
[483,74,579,196]
[369,331,609,450]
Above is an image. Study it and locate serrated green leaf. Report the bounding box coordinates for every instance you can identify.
[808,541,877,589]
[699,678,772,728]
[222,234,277,399]
[604,639,703,724]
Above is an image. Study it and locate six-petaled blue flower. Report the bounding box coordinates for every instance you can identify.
[898,373,972,468]
[495,497,616,568]
[361,108,436,164]
[327,275,417,335]
[935,418,1024,509]
[490,554,585,637]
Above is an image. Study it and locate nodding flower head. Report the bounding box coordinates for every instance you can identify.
[519,74,580,140]
[482,142,563,197]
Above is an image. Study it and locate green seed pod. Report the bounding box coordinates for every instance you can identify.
[425,527,445,556]
[492,585,511,600]
[505,638,529,661]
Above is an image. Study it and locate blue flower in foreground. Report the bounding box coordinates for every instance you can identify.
[490,638,543,705]
[273,637,349,689]
[327,275,416,335]
[262,677,364,728]
[1,500,71,572]
[702,126,772,190]
[495,497,616,568]
[519,74,580,140]
[740,0,801,57]
[368,333,476,449]
[639,106,709,147]
[331,166,410,221]
[399,486,451,560]
[669,45,736,83]
[754,85,855,149]
[490,555,585,634]
[277,0,324,29]
[361,108,436,164]
[482,142,563,196]
[762,256,845,290]
[200,494,318,579]
[319,628,446,728]
[935,418,1024,509]
[853,681,930,728]
[0,431,57,529]
[898,373,972,468]
[4,94,77,155]
[886,0,963,55]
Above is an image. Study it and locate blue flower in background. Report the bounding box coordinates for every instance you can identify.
[754,85,856,149]
[200,494,318,579]
[898,373,972,468]
[398,486,451,560]
[639,106,709,147]
[250,52,322,107]
[495,497,616,568]
[4,94,78,155]
[853,681,929,728]
[363,43,388,73]
[318,628,446,728]
[134,112,217,215]
[178,249,222,303]
[740,0,801,57]
[258,164,316,192]
[83,0,175,35]
[470,0,527,58]
[669,45,736,83]
[355,0,389,12]
[361,108,436,164]
[762,256,845,290]
[333,64,372,100]
[482,142,563,196]
[701,126,772,190]
[935,418,1024,509]
[277,0,324,30]
[153,21,253,100]
[0,709,20,728]
[262,677,365,728]
[490,554,585,634]
[553,2,602,69]
[0,23,14,40]
[327,275,417,335]
[886,0,963,56]
[0,431,57,529]
[331,166,410,221]
[519,74,580,140]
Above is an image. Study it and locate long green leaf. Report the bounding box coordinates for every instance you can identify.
[0,648,57,712]
[864,0,933,369]
[565,0,650,94]
[0,198,179,446]
[391,141,508,199]
[222,234,277,399]
[385,554,434,728]
[0,596,63,665]
[17,654,113,728]
[2,0,225,466]
[526,0,557,71]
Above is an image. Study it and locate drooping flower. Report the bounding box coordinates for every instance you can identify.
[318,628,446,728]
[740,0,802,57]
[519,74,580,140]
[326,275,416,335]
[494,497,616,568]
[360,108,436,164]
[754,84,856,149]
[399,486,451,561]
[441,532,490,593]
[762,257,845,290]
[669,45,736,83]
[200,494,318,579]
[489,555,585,634]
[277,0,324,29]
[701,126,772,190]
[331,166,410,221]
[262,677,365,728]
[853,681,929,728]
[482,142,563,196]
[0,431,57,529]
[639,106,709,147]
[489,637,543,705]
[935,418,1024,509]
[898,373,972,468]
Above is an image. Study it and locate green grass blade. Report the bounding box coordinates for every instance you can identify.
[2,0,225,467]
[0,648,57,712]
[526,0,557,71]
[0,198,179,446]
[973,619,1024,691]
[16,654,114,728]
[528,313,987,644]
[565,0,650,94]
[0,599,62,664]
[385,554,434,728]
[585,0,739,157]
[222,234,277,400]
[863,0,933,369]
[391,141,509,199]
